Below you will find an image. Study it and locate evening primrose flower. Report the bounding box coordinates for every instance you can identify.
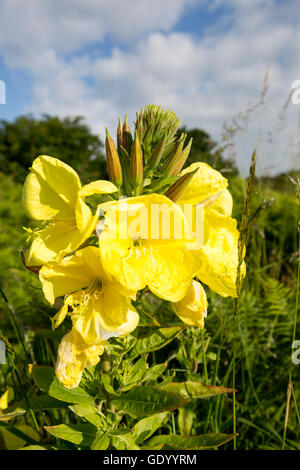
[98,193,199,302]
[22,155,118,266]
[177,162,246,298]
[55,328,105,389]
[172,279,207,329]
[39,246,139,346]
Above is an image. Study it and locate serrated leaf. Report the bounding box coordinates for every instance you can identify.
[129,327,184,359]
[159,381,234,399]
[111,433,140,450]
[31,366,94,405]
[146,433,237,450]
[45,423,97,446]
[112,386,187,418]
[132,412,170,445]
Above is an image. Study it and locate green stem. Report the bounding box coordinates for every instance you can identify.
[282,223,300,449]
[0,286,30,362]
[201,329,208,385]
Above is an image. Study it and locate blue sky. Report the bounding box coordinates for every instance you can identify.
[0,0,299,175]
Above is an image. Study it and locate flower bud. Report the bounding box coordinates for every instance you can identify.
[117,116,123,153]
[162,133,186,176]
[123,114,132,154]
[130,130,143,190]
[147,136,166,172]
[172,280,207,328]
[171,137,193,176]
[105,127,123,189]
[164,168,198,202]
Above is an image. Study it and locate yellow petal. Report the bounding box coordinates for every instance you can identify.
[75,180,118,232]
[22,155,81,221]
[25,218,96,266]
[72,285,137,344]
[79,180,118,198]
[55,329,105,389]
[172,280,207,328]
[196,213,246,297]
[98,193,194,297]
[99,233,147,292]
[144,242,195,302]
[39,246,105,304]
[205,189,233,217]
[55,332,85,389]
[177,162,228,206]
[0,390,9,411]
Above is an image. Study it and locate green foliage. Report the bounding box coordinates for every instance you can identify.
[0,114,106,183]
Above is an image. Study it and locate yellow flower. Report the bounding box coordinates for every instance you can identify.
[55,328,105,389]
[22,155,118,266]
[172,279,207,328]
[98,194,199,302]
[39,246,139,345]
[177,162,246,298]
[0,390,10,411]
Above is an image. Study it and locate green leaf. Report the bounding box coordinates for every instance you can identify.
[31,366,94,405]
[111,432,140,450]
[45,423,97,446]
[69,404,104,428]
[91,432,110,450]
[132,412,170,445]
[119,357,147,391]
[129,327,184,359]
[1,424,40,450]
[145,433,237,450]
[101,373,115,394]
[159,381,234,399]
[178,407,194,436]
[0,408,26,421]
[10,395,68,413]
[112,386,187,418]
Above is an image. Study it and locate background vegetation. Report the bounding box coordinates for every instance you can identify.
[0,114,299,450]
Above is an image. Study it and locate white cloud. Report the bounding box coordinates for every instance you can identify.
[0,0,299,174]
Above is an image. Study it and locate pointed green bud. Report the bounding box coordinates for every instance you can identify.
[148,136,166,171]
[130,130,144,189]
[162,133,186,176]
[105,127,123,188]
[123,114,132,153]
[164,168,198,202]
[170,137,193,176]
[117,116,123,153]
[143,122,154,146]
